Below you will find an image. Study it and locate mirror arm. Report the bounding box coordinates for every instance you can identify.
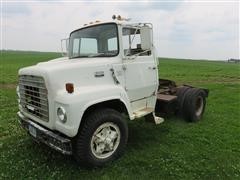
[124,49,151,60]
[133,49,151,58]
[61,38,69,57]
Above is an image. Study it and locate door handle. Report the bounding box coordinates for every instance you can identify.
[148,66,156,70]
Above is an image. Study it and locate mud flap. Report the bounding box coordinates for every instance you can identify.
[145,112,164,125]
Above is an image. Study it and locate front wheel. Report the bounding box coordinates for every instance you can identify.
[73,108,128,167]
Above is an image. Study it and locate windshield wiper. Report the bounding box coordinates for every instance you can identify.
[71,52,116,58]
[89,52,117,57]
[71,55,90,59]
[88,53,105,57]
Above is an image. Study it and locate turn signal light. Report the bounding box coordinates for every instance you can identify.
[66,83,74,93]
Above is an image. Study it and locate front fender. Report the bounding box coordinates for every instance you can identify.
[54,85,132,137]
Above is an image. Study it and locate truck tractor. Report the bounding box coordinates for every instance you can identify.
[17,15,208,167]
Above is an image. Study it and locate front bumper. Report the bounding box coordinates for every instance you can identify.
[17,111,72,155]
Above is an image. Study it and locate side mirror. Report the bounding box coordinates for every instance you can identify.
[61,38,69,57]
[140,26,152,50]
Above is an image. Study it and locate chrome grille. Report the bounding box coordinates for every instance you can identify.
[19,75,49,122]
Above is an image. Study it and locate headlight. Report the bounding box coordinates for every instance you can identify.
[57,107,67,123]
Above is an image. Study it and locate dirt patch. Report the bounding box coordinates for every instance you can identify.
[0,83,17,90]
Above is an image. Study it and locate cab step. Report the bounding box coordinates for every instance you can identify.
[133,107,153,118]
[133,108,164,124]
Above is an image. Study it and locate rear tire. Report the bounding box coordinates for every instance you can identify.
[73,108,128,167]
[176,86,191,115]
[182,88,207,122]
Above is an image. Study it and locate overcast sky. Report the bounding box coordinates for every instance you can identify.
[1,0,239,60]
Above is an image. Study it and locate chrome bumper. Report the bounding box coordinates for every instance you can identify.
[17,111,72,155]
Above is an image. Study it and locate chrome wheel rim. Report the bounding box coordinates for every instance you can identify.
[90,122,120,159]
[195,96,204,117]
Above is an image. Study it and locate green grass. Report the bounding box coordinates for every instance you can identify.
[0,51,240,179]
[0,51,60,84]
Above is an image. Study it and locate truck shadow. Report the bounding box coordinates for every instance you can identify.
[21,117,180,171]
[127,118,171,150]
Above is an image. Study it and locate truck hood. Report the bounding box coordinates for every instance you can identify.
[19,56,118,96]
[35,57,111,70]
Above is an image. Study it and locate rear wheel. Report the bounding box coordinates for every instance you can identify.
[73,108,128,167]
[176,86,191,115]
[182,88,207,122]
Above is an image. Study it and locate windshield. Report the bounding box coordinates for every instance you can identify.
[69,23,119,59]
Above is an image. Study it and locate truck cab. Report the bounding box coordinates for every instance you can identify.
[17,16,208,167]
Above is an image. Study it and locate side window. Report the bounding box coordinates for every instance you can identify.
[108,37,117,51]
[80,38,97,54]
[122,28,151,56]
[130,34,141,49]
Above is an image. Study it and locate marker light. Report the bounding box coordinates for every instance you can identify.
[66,83,74,93]
[112,15,122,20]
[117,15,122,20]
[112,14,131,21]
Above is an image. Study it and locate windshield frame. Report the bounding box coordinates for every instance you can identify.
[69,22,119,59]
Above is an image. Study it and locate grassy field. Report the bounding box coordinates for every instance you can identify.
[0,51,240,179]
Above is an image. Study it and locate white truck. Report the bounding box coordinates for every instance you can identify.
[17,16,208,167]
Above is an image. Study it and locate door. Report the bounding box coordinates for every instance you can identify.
[122,27,158,102]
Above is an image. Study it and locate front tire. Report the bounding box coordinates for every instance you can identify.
[73,108,128,167]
